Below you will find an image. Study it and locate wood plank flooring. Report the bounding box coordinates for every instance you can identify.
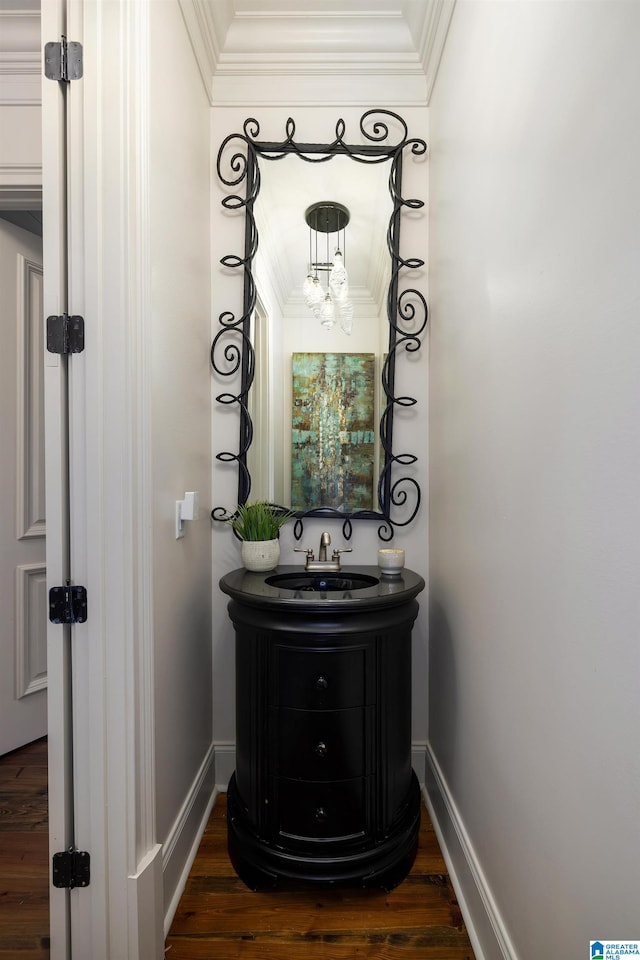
[166,793,476,960]
[0,737,49,959]
[0,742,475,960]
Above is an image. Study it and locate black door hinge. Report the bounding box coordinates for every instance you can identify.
[52,849,90,889]
[47,314,85,355]
[49,584,88,625]
[44,37,83,82]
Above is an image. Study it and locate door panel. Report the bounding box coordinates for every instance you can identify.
[0,220,47,756]
[15,562,48,699]
[17,249,47,540]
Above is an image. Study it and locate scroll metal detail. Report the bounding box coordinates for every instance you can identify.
[211,111,428,540]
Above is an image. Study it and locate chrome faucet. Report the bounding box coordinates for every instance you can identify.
[294,531,352,572]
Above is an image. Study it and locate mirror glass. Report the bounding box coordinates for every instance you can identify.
[248,154,392,511]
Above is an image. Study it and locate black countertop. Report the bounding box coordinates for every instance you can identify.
[219,564,425,614]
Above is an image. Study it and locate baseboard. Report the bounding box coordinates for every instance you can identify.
[411,741,427,785]
[213,741,236,790]
[162,743,216,934]
[424,743,518,960]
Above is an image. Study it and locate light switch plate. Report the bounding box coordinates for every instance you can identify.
[175,491,200,539]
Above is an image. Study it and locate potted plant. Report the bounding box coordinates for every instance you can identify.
[225,500,294,572]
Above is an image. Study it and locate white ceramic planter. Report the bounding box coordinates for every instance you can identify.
[241,538,280,572]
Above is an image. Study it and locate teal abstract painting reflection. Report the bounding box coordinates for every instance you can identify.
[291,353,376,511]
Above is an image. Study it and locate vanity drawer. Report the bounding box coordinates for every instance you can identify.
[274,646,366,709]
[274,707,368,780]
[274,777,366,840]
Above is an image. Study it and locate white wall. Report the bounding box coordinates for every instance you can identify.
[210,105,429,761]
[0,4,41,207]
[428,3,640,957]
[149,1,213,914]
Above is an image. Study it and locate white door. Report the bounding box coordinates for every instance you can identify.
[42,3,76,957]
[0,219,47,756]
[42,4,165,956]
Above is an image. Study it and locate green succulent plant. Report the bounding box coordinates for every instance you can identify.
[226,501,294,541]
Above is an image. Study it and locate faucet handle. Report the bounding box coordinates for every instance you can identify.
[331,548,352,569]
[294,546,314,571]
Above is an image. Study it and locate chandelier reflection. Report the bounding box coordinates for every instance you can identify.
[302,201,354,335]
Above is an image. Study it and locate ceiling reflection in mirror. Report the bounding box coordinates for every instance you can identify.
[211,112,428,541]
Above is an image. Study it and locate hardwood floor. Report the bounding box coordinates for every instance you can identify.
[0,742,475,960]
[166,793,476,960]
[0,737,49,959]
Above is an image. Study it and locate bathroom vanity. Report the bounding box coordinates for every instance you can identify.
[219,564,425,891]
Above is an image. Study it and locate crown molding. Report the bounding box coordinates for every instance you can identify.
[0,52,40,74]
[0,74,41,105]
[283,289,381,323]
[222,11,414,56]
[417,0,456,102]
[179,0,220,105]
[0,7,41,108]
[0,9,40,58]
[180,0,453,106]
[213,51,425,74]
[0,171,42,210]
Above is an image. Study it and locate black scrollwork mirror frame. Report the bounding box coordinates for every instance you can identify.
[211,111,428,541]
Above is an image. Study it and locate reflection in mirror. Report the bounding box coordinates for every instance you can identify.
[247,296,274,501]
[211,112,428,541]
[250,154,391,512]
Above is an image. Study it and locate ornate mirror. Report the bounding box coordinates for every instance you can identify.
[211,111,427,541]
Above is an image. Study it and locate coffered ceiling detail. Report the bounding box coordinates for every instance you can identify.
[179,0,455,105]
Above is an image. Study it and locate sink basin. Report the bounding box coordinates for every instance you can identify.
[220,565,425,612]
[265,572,379,592]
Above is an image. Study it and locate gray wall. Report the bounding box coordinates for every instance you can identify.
[428,2,640,956]
[149,1,213,910]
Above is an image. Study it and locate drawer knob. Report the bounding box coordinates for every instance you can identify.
[315,741,328,758]
[314,806,328,822]
[315,675,329,691]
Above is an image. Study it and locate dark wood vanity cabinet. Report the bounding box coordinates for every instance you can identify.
[220,567,425,891]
